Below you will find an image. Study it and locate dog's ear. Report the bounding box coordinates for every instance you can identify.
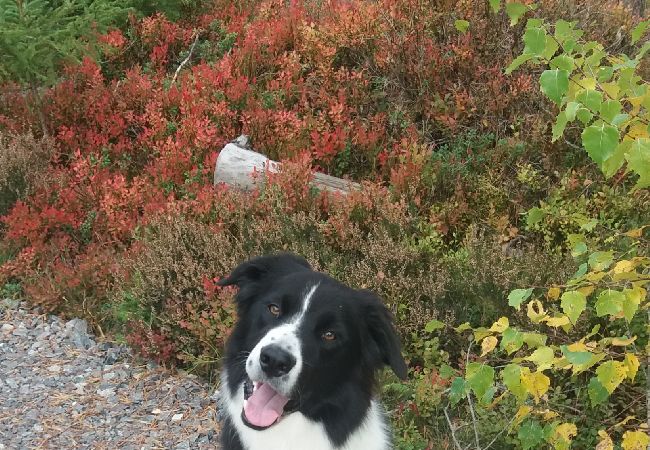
[359,290,408,380]
[217,253,311,309]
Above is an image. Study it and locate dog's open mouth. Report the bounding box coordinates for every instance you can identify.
[241,378,296,430]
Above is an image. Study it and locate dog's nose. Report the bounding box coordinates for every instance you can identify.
[260,345,296,377]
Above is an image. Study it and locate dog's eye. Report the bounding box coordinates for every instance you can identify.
[321,330,336,341]
[268,304,281,317]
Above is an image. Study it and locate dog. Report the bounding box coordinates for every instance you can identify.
[217,253,407,450]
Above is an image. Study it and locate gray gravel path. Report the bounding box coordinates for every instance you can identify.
[0,300,220,449]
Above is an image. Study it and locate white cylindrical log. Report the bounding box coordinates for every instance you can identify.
[214,140,359,194]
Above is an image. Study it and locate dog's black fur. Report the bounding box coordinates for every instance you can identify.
[218,253,407,449]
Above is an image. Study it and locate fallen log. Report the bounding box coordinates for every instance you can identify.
[213,136,360,194]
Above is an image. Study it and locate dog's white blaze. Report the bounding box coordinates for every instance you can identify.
[220,373,392,450]
[245,283,320,396]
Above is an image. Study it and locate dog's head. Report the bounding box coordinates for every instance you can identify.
[219,253,407,431]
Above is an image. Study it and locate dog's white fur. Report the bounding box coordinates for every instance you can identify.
[219,373,391,450]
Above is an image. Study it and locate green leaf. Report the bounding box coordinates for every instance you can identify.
[508,288,534,310]
[554,19,582,44]
[588,251,614,271]
[506,53,534,75]
[424,319,445,332]
[565,101,581,121]
[568,233,587,257]
[574,263,588,278]
[600,99,622,123]
[622,287,643,323]
[540,69,569,105]
[576,107,594,125]
[588,377,609,406]
[597,66,614,82]
[439,364,456,379]
[523,332,548,349]
[576,89,603,112]
[449,377,467,405]
[519,420,545,450]
[560,345,593,366]
[523,26,547,56]
[502,364,526,401]
[465,362,495,400]
[596,360,627,394]
[489,0,501,13]
[506,2,528,26]
[550,54,574,71]
[626,138,650,188]
[595,290,625,317]
[552,111,568,141]
[582,123,620,166]
[501,327,524,355]
[560,291,586,324]
[602,140,630,178]
[631,20,648,44]
[526,346,555,370]
[454,19,470,33]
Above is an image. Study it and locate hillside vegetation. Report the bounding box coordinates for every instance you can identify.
[0,0,648,448]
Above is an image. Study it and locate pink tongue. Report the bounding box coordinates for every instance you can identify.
[244,383,289,428]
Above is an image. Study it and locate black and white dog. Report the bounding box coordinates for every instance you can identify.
[217,253,407,450]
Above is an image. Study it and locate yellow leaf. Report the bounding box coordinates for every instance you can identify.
[621,430,650,450]
[481,336,498,357]
[545,315,571,327]
[527,300,547,323]
[490,317,509,333]
[549,423,578,449]
[512,405,533,429]
[625,227,646,238]
[615,416,636,428]
[624,353,640,381]
[521,369,550,403]
[613,260,635,274]
[586,271,607,282]
[577,285,595,297]
[600,82,620,99]
[595,430,614,450]
[612,336,637,346]
[547,287,561,300]
[537,409,560,421]
[628,122,648,139]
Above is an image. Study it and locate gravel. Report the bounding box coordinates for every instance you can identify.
[0,299,220,449]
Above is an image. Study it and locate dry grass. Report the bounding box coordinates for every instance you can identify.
[0,131,55,216]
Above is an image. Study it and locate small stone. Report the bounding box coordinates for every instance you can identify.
[152,408,162,415]
[171,413,183,422]
[103,372,116,381]
[48,365,62,374]
[97,388,115,397]
[64,318,95,350]
[1,323,14,334]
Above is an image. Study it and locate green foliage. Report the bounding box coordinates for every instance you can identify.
[0,0,133,85]
[508,11,649,189]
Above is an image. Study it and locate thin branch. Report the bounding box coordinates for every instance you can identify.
[171,32,201,84]
[444,406,464,450]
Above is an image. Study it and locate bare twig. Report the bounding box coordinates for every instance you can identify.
[171,32,201,84]
[444,406,464,450]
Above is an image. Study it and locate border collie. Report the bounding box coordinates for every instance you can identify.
[217,253,407,450]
